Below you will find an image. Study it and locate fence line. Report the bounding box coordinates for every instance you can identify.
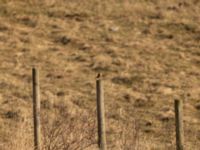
[96,73,107,150]
[32,68,41,150]
[30,69,187,149]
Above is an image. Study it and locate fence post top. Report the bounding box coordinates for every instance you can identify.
[174,99,183,103]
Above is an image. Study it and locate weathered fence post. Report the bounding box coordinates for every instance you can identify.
[96,73,107,150]
[32,68,41,150]
[174,99,184,150]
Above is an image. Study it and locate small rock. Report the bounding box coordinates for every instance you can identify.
[109,26,120,32]
[157,87,173,95]
[56,75,63,79]
[145,120,153,126]
[56,36,71,45]
[57,91,65,97]
[158,110,174,122]
[80,43,93,51]
[123,94,131,102]
[134,98,148,107]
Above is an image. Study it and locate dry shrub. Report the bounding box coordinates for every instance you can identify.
[41,111,97,150]
[5,118,33,150]
[4,108,147,150]
[116,119,140,150]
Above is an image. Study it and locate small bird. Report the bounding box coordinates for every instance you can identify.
[96,73,102,79]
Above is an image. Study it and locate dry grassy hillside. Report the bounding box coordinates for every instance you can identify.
[0,0,200,149]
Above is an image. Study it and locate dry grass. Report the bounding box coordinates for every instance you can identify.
[0,0,200,149]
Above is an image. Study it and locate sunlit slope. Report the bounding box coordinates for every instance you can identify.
[0,0,200,149]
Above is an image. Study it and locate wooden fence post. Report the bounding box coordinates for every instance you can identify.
[32,68,41,150]
[96,73,107,150]
[174,99,184,150]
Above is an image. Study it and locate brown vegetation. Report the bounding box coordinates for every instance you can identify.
[0,0,200,149]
